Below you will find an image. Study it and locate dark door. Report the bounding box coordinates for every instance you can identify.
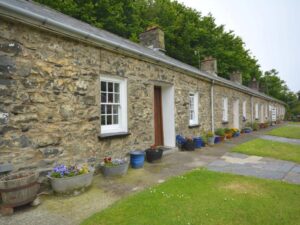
[154,86,164,146]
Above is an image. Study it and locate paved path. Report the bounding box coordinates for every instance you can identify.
[207,152,300,184]
[260,135,300,145]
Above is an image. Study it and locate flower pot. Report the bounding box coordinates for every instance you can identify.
[214,135,221,144]
[48,168,94,194]
[130,150,145,168]
[193,137,203,148]
[0,171,39,209]
[176,135,186,149]
[145,148,163,163]
[233,132,240,137]
[183,140,195,151]
[101,163,129,177]
[225,133,232,139]
[207,137,215,146]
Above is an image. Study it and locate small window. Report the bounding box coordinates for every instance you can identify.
[222,97,228,122]
[255,103,259,119]
[265,104,268,118]
[100,76,127,134]
[189,92,199,125]
[242,101,247,120]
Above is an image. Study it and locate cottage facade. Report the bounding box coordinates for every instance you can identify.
[0,0,285,171]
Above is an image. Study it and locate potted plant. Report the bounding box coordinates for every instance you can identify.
[100,157,129,177]
[231,128,240,137]
[145,145,163,163]
[206,131,215,146]
[224,128,232,139]
[183,136,195,151]
[0,170,40,214]
[252,122,259,131]
[201,135,207,147]
[215,128,225,142]
[48,163,94,194]
[242,127,253,133]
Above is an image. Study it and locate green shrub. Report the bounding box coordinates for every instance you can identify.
[215,128,225,136]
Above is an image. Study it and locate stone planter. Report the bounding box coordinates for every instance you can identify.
[145,148,163,162]
[101,163,129,177]
[48,168,94,194]
[0,171,39,213]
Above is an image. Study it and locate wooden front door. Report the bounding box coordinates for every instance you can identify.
[154,86,164,146]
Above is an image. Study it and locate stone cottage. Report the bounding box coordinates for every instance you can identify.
[0,0,285,171]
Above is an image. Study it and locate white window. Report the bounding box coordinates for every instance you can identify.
[222,97,228,122]
[189,92,199,125]
[100,76,127,134]
[265,104,268,118]
[242,101,247,120]
[255,103,259,119]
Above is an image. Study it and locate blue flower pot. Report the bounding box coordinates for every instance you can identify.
[193,137,203,148]
[130,150,145,169]
[214,135,221,144]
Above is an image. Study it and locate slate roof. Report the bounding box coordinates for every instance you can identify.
[0,0,284,104]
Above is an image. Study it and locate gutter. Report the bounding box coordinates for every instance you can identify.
[211,80,215,132]
[0,1,286,106]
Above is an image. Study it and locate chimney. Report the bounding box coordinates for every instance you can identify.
[200,56,217,76]
[139,26,165,53]
[230,71,242,84]
[249,78,259,91]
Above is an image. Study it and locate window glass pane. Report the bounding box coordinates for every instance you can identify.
[101,93,107,103]
[108,82,113,92]
[113,105,118,114]
[101,81,106,92]
[114,93,120,103]
[108,93,113,103]
[101,105,106,114]
[107,115,112,125]
[114,83,120,93]
[101,115,106,125]
[113,115,119,124]
[107,105,112,114]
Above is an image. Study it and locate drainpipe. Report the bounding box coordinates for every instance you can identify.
[211,80,215,132]
[250,96,253,124]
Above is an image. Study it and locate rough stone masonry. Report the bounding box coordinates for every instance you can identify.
[0,1,285,177]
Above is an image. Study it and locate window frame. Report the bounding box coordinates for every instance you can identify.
[222,97,228,122]
[100,75,128,134]
[189,92,199,126]
[255,103,259,119]
[242,101,247,120]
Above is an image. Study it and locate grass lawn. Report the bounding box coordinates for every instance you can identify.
[81,169,300,225]
[232,139,300,163]
[268,125,300,139]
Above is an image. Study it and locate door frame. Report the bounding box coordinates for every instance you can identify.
[153,83,175,147]
[233,99,240,129]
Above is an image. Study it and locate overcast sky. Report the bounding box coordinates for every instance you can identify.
[179,0,300,92]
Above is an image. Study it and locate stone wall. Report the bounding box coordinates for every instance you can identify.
[213,84,252,129]
[0,19,285,173]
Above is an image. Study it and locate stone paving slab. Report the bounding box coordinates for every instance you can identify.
[206,152,300,184]
[260,135,300,145]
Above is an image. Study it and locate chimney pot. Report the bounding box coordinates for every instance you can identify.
[200,56,218,76]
